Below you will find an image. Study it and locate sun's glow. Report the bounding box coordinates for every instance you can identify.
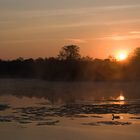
[116,51,128,61]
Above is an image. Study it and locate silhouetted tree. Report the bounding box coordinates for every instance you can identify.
[131,48,140,62]
[124,47,140,80]
[58,45,80,60]
[1,45,140,81]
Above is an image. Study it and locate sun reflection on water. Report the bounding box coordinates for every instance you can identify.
[110,100,126,105]
[117,94,125,101]
[106,92,126,105]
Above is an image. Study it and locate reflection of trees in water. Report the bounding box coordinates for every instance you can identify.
[12,90,79,104]
[0,80,140,104]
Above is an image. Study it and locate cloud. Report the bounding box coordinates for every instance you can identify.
[1,4,140,19]
[95,34,140,41]
[129,31,140,34]
[48,19,140,29]
[1,3,140,32]
[0,38,60,44]
[66,38,87,43]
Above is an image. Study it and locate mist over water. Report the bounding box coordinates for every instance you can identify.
[0,79,140,103]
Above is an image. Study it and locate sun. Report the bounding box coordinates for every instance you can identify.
[116,51,128,61]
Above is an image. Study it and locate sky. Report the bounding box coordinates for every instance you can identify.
[0,0,140,59]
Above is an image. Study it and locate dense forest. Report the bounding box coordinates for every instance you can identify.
[0,45,140,81]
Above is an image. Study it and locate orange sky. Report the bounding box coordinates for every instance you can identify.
[0,0,140,59]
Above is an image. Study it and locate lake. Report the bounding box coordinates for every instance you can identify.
[0,79,140,140]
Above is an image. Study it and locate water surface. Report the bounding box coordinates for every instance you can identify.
[0,79,140,140]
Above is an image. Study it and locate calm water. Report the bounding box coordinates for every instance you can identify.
[0,79,140,140]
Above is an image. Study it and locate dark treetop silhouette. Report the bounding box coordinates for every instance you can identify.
[0,45,140,81]
[58,45,80,60]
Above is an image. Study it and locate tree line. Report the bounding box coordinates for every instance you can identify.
[0,45,140,81]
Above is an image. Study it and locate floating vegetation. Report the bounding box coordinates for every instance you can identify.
[97,121,132,126]
[0,116,13,122]
[82,121,132,126]
[82,122,99,126]
[18,121,32,124]
[130,117,140,119]
[73,115,89,118]
[37,120,60,126]
[12,102,140,120]
[0,101,139,126]
[0,104,10,111]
